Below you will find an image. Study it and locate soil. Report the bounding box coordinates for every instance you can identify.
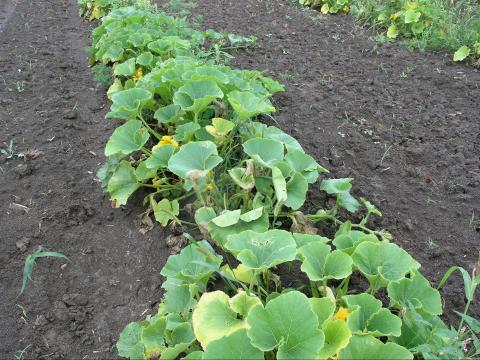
[0,0,479,358]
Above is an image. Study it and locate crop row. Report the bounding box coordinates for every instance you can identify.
[77,0,480,359]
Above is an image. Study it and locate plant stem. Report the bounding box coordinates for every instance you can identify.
[310,281,319,298]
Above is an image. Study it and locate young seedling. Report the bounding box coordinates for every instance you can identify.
[19,249,70,296]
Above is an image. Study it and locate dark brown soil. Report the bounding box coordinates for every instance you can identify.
[0,0,169,358]
[0,0,479,358]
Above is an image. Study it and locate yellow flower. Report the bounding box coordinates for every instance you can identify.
[390,12,399,20]
[152,135,179,151]
[152,177,161,188]
[333,307,349,321]
[206,184,214,191]
[343,5,350,13]
[132,67,143,82]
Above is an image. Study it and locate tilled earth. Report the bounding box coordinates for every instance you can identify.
[0,0,479,358]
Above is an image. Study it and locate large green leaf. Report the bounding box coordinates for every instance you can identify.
[117,322,146,360]
[247,291,325,359]
[105,120,150,156]
[224,229,297,271]
[107,161,140,208]
[114,58,136,77]
[141,316,167,358]
[160,241,222,288]
[333,231,378,255]
[243,138,284,168]
[145,144,176,170]
[319,319,351,359]
[298,242,352,282]
[352,242,420,290]
[343,293,402,337]
[153,199,179,227]
[154,104,183,124]
[107,88,153,120]
[192,291,260,348]
[339,335,413,359]
[320,178,359,213]
[207,210,269,247]
[227,90,275,121]
[387,271,442,315]
[203,329,263,360]
[285,172,308,210]
[285,149,322,183]
[167,141,222,181]
[173,80,223,116]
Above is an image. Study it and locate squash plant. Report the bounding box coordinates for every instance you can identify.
[300,0,351,14]
[78,1,480,359]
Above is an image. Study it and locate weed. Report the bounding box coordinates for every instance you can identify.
[19,250,69,296]
[91,63,113,88]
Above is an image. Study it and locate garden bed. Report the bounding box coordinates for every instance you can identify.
[0,0,479,358]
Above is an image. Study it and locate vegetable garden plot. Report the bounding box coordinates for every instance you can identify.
[76,0,480,359]
[0,0,479,358]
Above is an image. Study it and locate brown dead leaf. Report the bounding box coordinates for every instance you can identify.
[290,212,318,234]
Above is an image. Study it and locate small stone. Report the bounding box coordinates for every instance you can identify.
[16,237,30,252]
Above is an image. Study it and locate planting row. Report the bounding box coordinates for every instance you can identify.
[77,0,480,359]
[298,0,480,64]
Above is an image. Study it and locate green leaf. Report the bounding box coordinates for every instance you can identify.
[203,329,263,360]
[205,118,235,139]
[154,104,183,124]
[145,144,176,170]
[117,322,146,360]
[141,316,167,358]
[20,250,69,295]
[333,231,378,255]
[308,297,336,327]
[285,172,308,210]
[105,120,150,157]
[227,90,275,121]
[160,241,222,287]
[102,43,124,62]
[167,141,222,181]
[319,319,351,359]
[387,24,399,39]
[173,122,201,143]
[298,242,353,282]
[239,207,264,222]
[228,167,255,190]
[272,166,287,214]
[454,46,471,62]
[247,291,325,359]
[243,138,284,168]
[285,149,321,184]
[136,52,154,67]
[388,271,442,315]
[343,293,402,337]
[339,335,413,359]
[225,229,297,271]
[208,211,269,247]
[293,233,329,249]
[211,209,241,227]
[107,88,153,120]
[352,242,420,290]
[114,58,136,77]
[107,161,140,208]
[404,9,421,24]
[320,178,352,194]
[135,161,157,181]
[163,283,197,314]
[173,80,224,116]
[153,199,179,227]
[192,291,259,348]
